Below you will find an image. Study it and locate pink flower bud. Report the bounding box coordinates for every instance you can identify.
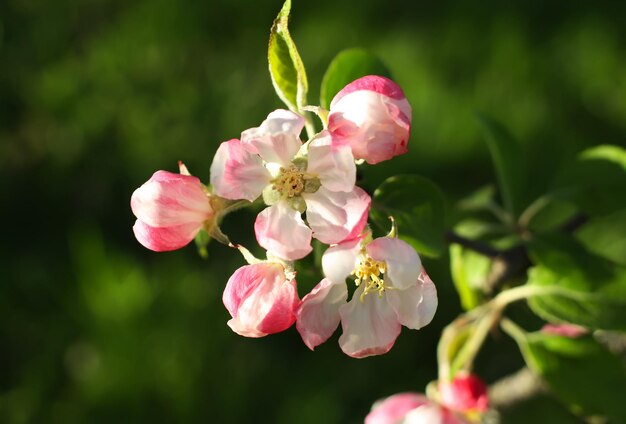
[131,170,213,252]
[223,262,299,338]
[328,75,411,165]
[365,393,429,424]
[439,373,489,413]
[541,323,588,338]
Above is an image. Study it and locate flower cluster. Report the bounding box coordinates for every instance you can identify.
[366,373,489,424]
[130,75,437,357]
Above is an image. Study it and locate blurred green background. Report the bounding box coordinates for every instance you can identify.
[1,0,625,422]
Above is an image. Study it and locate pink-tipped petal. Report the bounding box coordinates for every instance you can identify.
[223,263,299,338]
[321,236,363,283]
[367,237,421,290]
[303,186,371,245]
[307,130,356,192]
[132,219,202,252]
[365,393,430,424]
[329,76,411,165]
[210,138,271,202]
[439,373,489,413]
[338,287,401,358]
[254,202,313,261]
[296,278,347,350]
[541,323,588,338]
[403,404,468,424]
[387,271,437,330]
[131,170,212,227]
[241,109,304,165]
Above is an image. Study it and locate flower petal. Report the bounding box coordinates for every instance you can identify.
[296,278,347,350]
[303,186,371,245]
[367,237,421,290]
[132,219,202,252]
[387,271,437,330]
[329,76,411,165]
[321,236,363,283]
[338,287,401,358]
[403,404,467,424]
[254,202,313,261]
[306,130,356,192]
[439,372,489,413]
[210,138,271,202]
[131,170,213,227]
[241,109,304,165]
[365,393,430,424]
[223,263,299,338]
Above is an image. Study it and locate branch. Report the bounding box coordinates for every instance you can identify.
[488,367,547,410]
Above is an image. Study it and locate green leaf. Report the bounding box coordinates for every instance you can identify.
[449,244,489,310]
[527,235,626,331]
[512,329,626,422]
[319,48,391,109]
[476,114,527,217]
[551,145,626,216]
[372,175,446,257]
[194,228,211,259]
[576,208,626,266]
[268,0,308,112]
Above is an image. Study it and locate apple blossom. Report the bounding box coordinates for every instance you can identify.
[210,109,370,261]
[328,75,411,165]
[223,261,299,338]
[365,392,470,424]
[296,233,437,358]
[439,373,489,414]
[131,167,214,252]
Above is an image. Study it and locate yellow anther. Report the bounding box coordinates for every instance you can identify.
[272,166,306,198]
[352,254,392,302]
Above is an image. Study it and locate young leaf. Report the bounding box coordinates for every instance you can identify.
[371,175,446,257]
[268,0,308,112]
[449,244,489,310]
[527,235,626,331]
[575,208,626,266]
[510,329,626,422]
[476,114,527,217]
[319,48,391,109]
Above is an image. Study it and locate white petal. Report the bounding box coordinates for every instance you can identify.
[338,287,401,358]
[240,110,304,165]
[306,130,356,192]
[367,237,421,290]
[254,202,312,261]
[321,237,363,283]
[296,278,347,350]
[303,186,371,245]
[210,139,271,202]
[403,404,466,424]
[387,271,437,330]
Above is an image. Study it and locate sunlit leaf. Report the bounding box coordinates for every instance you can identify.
[551,145,626,216]
[268,0,308,112]
[319,48,391,109]
[372,175,446,257]
[575,208,626,266]
[510,329,626,422]
[527,235,626,331]
[449,244,489,310]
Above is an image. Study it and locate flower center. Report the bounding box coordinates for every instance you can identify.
[272,166,306,198]
[352,255,391,301]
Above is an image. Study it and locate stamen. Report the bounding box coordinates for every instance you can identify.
[351,254,392,302]
[271,166,306,198]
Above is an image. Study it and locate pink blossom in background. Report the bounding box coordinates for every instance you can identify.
[210,109,370,261]
[328,75,411,164]
[541,323,588,338]
[365,392,470,424]
[296,233,437,358]
[131,169,213,252]
[439,373,489,413]
[222,262,299,338]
